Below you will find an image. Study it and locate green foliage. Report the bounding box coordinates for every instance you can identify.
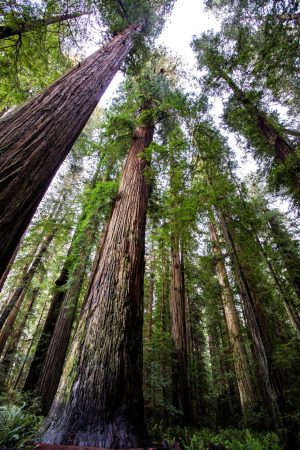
[150,425,282,450]
[0,392,42,448]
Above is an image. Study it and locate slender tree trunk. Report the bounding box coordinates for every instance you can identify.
[268,214,300,300]
[14,295,49,390]
[230,173,300,338]
[22,264,69,393]
[42,124,153,448]
[218,210,281,428]
[220,68,295,164]
[0,11,91,39]
[255,234,300,339]
[146,254,155,342]
[0,232,55,355]
[0,287,39,386]
[170,233,191,424]
[36,224,98,415]
[209,220,255,415]
[0,22,141,280]
[29,164,107,413]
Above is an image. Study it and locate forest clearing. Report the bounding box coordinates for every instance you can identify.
[0,0,299,449]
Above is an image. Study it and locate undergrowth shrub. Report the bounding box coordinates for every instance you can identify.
[0,392,42,448]
[150,424,283,450]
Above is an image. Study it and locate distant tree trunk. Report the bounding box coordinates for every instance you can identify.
[229,173,300,339]
[14,295,49,390]
[161,241,168,333]
[0,11,91,39]
[209,220,255,415]
[0,22,142,281]
[30,164,107,414]
[220,69,295,164]
[0,232,55,356]
[208,328,234,427]
[146,254,155,342]
[22,264,69,393]
[36,224,98,415]
[0,287,39,386]
[268,213,300,300]
[218,210,282,428]
[170,233,191,424]
[255,234,300,339]
[42,124,154,448]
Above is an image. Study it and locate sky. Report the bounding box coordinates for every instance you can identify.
[62,0,289,213]
[100,0,219,105]
[97,0,261,183]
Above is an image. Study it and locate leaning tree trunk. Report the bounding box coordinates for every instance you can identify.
[14,295,49,390]
[268,213,300,300]
[0,22,141,280]
[218,210,282,428]
[0,287,39,387]
[0,231,55,355]
[170,233,191,424]
[36,220,101,416]
[42,124,154,448]
[24,160,106,394]
[220,69,295,163]
[22,263,69,393]
[209,220,255,415]
[0,11,91,39]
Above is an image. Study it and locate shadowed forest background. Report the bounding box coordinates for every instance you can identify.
[0,0,299,449]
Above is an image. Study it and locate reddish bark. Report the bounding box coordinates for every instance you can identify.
[0,23,141,280]
[42,124,153,448]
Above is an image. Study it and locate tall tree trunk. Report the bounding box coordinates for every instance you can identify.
[218,210,282,428]
[146,254,155,342]
[42,124,153,448]
[0,11,91,39]
[229,173,300,338]
[220,68,295,163]
[14,295,49,390]
[268,213,300,300]
[22,264,69,393]
[0,22,141,280]
[0,287,39,386]
[170,233,191,424]
[209,220,255,415]
[0,231,55,355]
[29,164,108,413]
[36,223,99,415]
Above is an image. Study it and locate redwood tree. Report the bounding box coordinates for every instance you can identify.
[42,122,154,447]
[0,22,141,280]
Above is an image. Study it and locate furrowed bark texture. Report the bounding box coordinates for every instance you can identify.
[0,232,55,355]
[209,221,255,415]
[42,125,153,448]
[170,233,190,423]
[218,211,281,428]
[0,22,141,280]
[0,11,91,39]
